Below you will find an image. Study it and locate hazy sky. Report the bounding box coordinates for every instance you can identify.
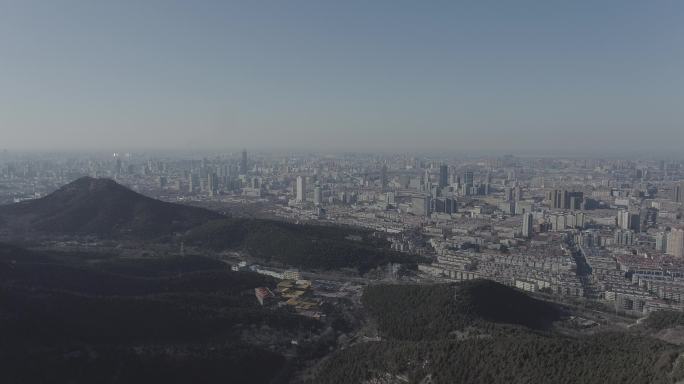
[0,1,682,153]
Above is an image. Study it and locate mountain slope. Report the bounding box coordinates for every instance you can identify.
[0,177,222,238]
[314,281,684,384]
[362,280,561,340]
[184,218,427,273]
[314,333,684,384]
[0,243,318,384]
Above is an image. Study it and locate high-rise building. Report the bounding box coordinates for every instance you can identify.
[655,232,668,252]
[504,187,513,201]
[114,156,123,176]
[674,182,683,203]
[313,186,322,206]
[552,189,563,209]
[667,229,684,258]
[423,169,431,191]
[549,212,567,231]
[569,191,583,209]
[549,189,583,210]
[514,185,522,201]
[438,164,448,188]
[614,229,635,246]
[158,176,167,189]
[432,197,457,214]
[463,171,474,188]
[617,210,631,230]
[617,210,640,232]
[522,212,533,238]
[385,191,396,206]
[296,176,306,203]
[575,212,585,229]
[380,164,388,191]
[444,197,457,214]
[412,195,431,216]
[240,149,248,175]
[207,172,219,196]
[640,207,658,228]
[188,173,198,194]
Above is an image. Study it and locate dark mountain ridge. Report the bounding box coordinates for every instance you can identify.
[0,177,222,238]
[0,178,423,273]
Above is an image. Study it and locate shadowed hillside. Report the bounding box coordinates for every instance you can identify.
[313,333,684,384]
[0,178,424,273]
[185,218,427,273]
[362,280,561,340]
[0,243,318,384]
[0,177,222,238]
[313,281,684,384]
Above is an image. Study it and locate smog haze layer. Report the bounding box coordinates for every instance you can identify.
[1,1,682,153]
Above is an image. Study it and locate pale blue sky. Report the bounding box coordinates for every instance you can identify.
[0,0,682,153]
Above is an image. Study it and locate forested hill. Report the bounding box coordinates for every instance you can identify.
[184,218,426,273]
[313,332,684,384]
[0,177,424,274]
[0,177,222,238]
[0,243,317,384]
[312,281,684,384]
[362,280,561,340]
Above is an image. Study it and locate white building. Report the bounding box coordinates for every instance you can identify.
[296,176,306,203]
[667,229,684,258]
[283,269,302,280]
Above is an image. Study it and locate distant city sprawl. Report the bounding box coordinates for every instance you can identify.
[2,150,683,315]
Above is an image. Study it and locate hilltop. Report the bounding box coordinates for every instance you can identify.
[312,281,684,384]
[0,178,423,274]
[0,177,222,238]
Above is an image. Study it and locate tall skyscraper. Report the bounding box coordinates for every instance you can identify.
[614,229,635,246]
[617,210,640,232]
[380,164,388,191]
[655,232,668,252]
[385,191,396,206]
[313,186,322,206]
[549,189,583,210]
[438,164,448,188]
[504,187,513,201]
[423,169,431,191]
[240,149,248,175]
[674,182,683,203]
[513,185,522,202]
[522,212,533,238]
[187,173,197,194]
[463,171,474,188]
[207,172,219,196]
[666,229,684,258]
[617,210,630,230]
[158,176,167,189]
[296,176,306,203]
[550,189,563,209]
[412,195,431,216]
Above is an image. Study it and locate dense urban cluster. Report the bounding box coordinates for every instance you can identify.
[2,150,683,317]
